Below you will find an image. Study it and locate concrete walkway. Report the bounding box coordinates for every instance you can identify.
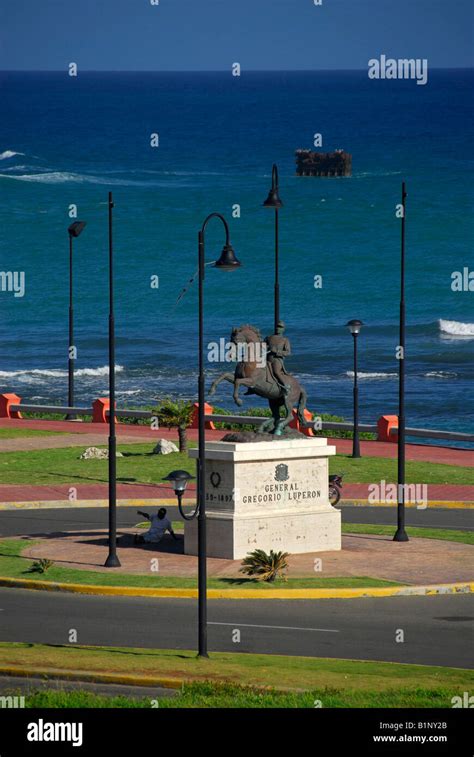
[19,530,474,585]
[0,432,170,453]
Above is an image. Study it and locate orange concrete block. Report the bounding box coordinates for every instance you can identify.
[190,402,216,430]
[0,393,22,419]
[92,397,117,424]
[290,407,315,436]
[377,414,398,442]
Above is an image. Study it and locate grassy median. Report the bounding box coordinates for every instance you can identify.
[0,444,472,485]
[0,540,403,589]
[0,642,472,708]
[341,524,474,545]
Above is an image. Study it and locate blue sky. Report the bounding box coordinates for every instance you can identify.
[1,0,473,71]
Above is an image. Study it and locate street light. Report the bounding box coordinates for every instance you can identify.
[346,319,364,458]
[104,192,121,568]
[163,470,196,519]
[196,212,241,658]
[263,164,283,334]
[66,220,86,420]
[393,182,409,542]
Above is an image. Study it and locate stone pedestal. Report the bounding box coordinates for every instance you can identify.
[184,438,341,560]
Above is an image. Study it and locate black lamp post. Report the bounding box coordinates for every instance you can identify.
[346,319,364,458]
[66,220,86,420]
[394,182,409,542]
[195,213,241,657]
[104,192,121,568]
[263,164,283,334]
[163,470,196,519]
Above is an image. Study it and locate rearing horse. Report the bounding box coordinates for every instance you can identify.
[208,324,310,436]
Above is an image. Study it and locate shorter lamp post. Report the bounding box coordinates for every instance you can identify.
[263,164,283,334]
[163,470,196,520]
[66,220,86,420]
[104,192,120,568]
[346,319,364,458]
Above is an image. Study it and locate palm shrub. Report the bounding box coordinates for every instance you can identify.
[27,558,55,574]
[240,549,289,582]
[154,398,194,453]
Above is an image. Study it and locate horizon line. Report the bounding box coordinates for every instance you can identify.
[1,66,473,74]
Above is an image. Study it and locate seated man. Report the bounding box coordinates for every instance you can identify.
[134,507,178,545]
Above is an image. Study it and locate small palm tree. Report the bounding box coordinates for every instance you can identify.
[154,398,194,453]
[240,549,289,582]
[27,558,55,574]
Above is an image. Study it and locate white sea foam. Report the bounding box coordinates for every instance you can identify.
[0,171,100,184]
[0,170,177,187]
[76,366,124,376]
[0,150,24,160]
[425,371,458,379]
[353,170,402,178]
[1,164,33,172]
[346,371,398,379]
[345,371,397,379]
[439,319,474,337]
[0,365,124,381]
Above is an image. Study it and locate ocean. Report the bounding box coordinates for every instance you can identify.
[0,70,473,437]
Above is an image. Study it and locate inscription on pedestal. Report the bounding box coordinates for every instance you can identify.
[185,439,341,559]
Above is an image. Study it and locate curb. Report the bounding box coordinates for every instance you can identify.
[0,498,472,511]
[0,666,184,690]
[0,575,472,599]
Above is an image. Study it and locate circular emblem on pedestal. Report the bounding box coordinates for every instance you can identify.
[210,471,221,488]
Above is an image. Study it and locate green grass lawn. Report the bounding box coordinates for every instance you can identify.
[331,454,474,485]
[342,523,474,546]
[0,443,472,485]
[0,540,403,589]
[0,427,65,439]
[0,682,463,709]
[0,642,471,708]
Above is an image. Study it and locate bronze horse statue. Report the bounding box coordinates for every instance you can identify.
[208,324,310,436]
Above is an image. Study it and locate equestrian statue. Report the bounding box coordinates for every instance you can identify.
[208,321,312,436]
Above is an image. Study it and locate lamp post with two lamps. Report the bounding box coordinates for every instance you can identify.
[166,214,241,658]
[263,164,283,334]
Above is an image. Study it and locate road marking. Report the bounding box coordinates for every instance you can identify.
[209,621,339,633]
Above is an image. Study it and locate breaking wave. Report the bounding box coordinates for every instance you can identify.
[345,371,397,379]
[0,366,124,381]
[0,171,119,185]
[0,150,24,160]
[439,319,474,337]
[425,371,458,379]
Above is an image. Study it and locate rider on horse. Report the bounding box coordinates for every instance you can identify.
[265,320,292,396]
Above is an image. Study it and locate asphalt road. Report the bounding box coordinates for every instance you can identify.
[0,504,472,537]
[0,589,472,668]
